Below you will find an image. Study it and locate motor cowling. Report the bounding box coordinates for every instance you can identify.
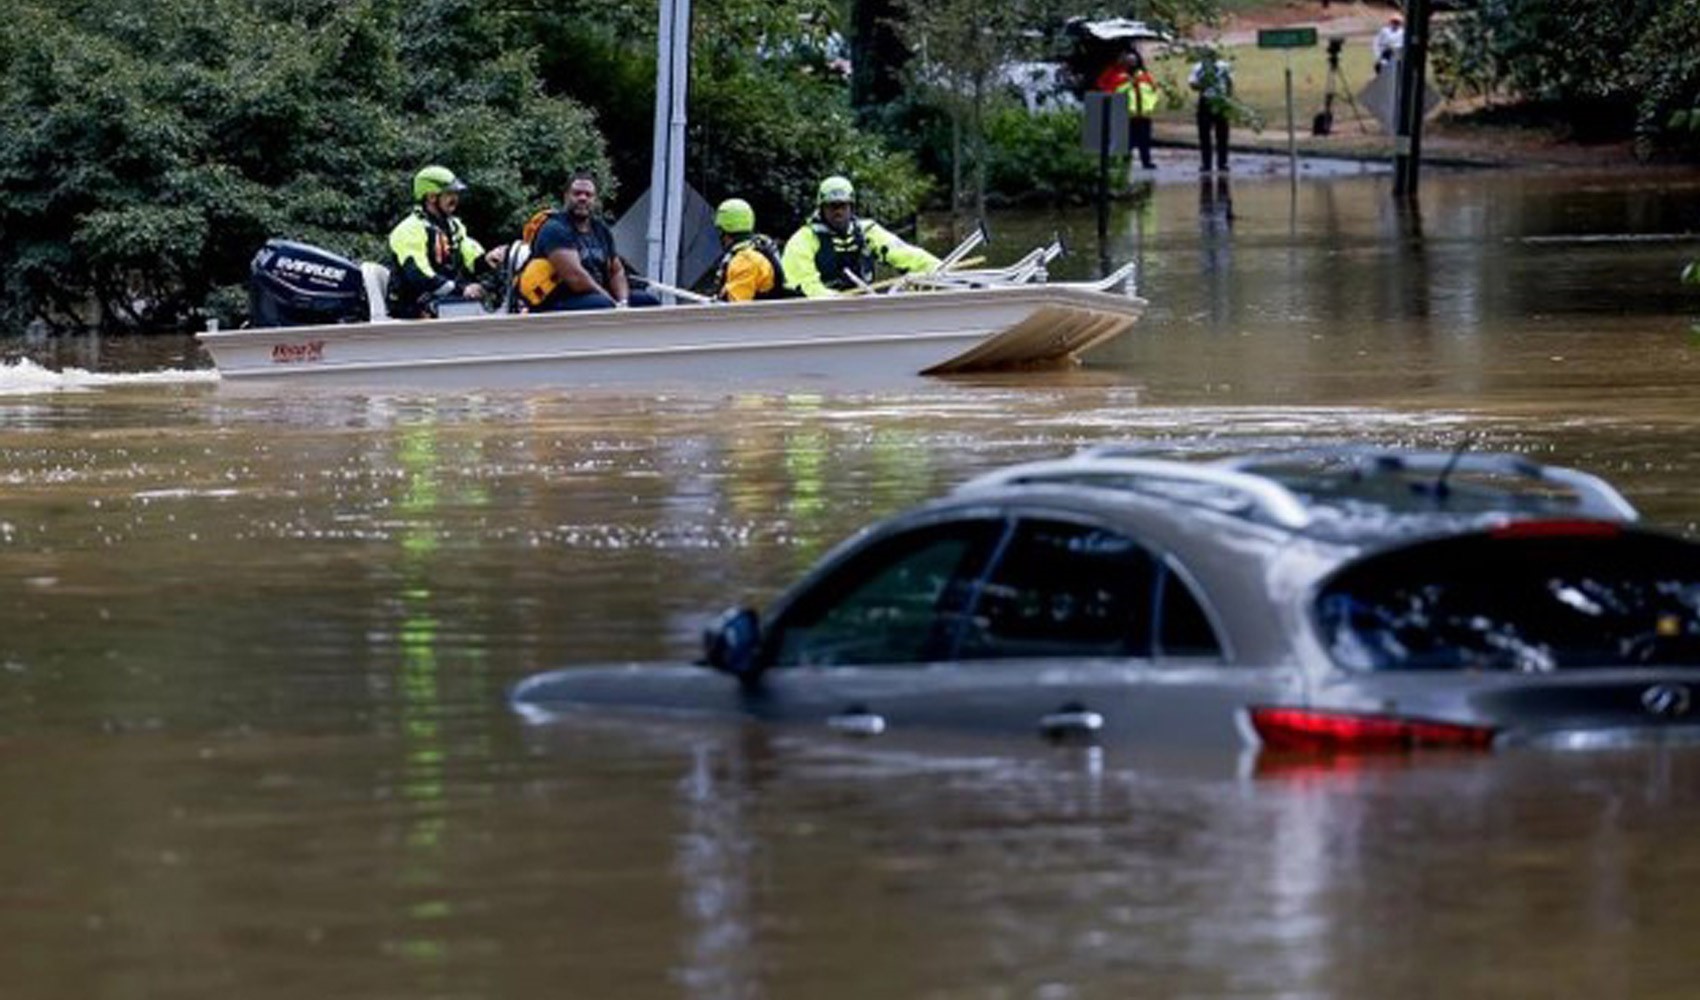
[248,239,369,328]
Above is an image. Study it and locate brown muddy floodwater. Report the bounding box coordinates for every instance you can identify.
[3,163,1700,998]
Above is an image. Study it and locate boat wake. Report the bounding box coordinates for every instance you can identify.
[0,359,219,395]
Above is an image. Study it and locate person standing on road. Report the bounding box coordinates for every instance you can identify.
[1373,13,1404,75]
[1189,48,1234,173]
[1096,50,1161,171]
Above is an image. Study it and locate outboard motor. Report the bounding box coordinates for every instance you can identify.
[248,238,369,328]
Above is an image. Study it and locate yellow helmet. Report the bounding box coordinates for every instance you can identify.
[817,175,855,205]
[714,198,755,234]
[413,165,467,200]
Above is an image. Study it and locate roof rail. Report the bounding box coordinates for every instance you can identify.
[956,444,1640,527]
[1215,447,1639,522]
[957,453,1315,529]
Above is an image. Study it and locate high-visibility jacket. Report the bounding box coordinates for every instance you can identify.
[386,207,488,317]
[713,234,791,302]
[1096,64,1160,117]
[780,216,941,298]
[1130,70,1161,116]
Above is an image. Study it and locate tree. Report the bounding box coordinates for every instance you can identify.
[893,0,1218,215]
[1623,0,1700,158]
[0,0,608,332]
[514,0,930,240]
[1433,0,1700,156]
[0,0,942,331]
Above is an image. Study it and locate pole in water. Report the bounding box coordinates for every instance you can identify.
[1285,52,1298,184]
[1393,0,1431,197]
[1097,96,1110,243]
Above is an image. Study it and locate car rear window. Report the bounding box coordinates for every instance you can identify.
[1315,525,1700,671]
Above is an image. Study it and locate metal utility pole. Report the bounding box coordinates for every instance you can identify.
[1392,0,1431,197]
[1254,26,1318,186]
[645,0,691,288]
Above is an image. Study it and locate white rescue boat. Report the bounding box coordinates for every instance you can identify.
[199,237,1146,389]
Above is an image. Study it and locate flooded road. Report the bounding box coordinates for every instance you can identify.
[3,164,1700,997]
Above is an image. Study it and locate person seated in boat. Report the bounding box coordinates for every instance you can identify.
[386,165,507,319]
[710,198,792,302]
[514,171,660,312]
[780,176,941,298]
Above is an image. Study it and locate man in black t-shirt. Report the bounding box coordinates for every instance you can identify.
[525,172,659,311]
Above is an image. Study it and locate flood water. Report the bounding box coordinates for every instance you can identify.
[4,162,1700,998]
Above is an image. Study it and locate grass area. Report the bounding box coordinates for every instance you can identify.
[1148,39,1384,133]
[1213,0,1291,14]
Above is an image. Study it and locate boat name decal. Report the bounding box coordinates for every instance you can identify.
[276,256,349,283]
[271,340,326,364]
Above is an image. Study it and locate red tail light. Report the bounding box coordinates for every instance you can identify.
[1247,706,1497,753]
[1490,519,1621,539]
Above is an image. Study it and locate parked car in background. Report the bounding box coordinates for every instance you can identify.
[1000,60,1080,113]
[513,446,1700,757]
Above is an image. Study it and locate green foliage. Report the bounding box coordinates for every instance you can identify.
[1434,0,1700,154]
[691,63,930,234]
[2,0,1248,332]
[522,22,655,209]
[886,0,1223,210]
[519,0,928,234]
[0,0,607,332]
[895,0,1059,213]
[1624,0,1700,158]
[981,106,1107,206]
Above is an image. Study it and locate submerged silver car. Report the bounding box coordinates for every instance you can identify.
[512,445,1700,755]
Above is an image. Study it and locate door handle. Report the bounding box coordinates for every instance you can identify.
[1040,703,1104,743]
[828,705,887,737]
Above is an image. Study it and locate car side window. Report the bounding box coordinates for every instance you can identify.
[954,518,1157,659]
[767,520,1004,668]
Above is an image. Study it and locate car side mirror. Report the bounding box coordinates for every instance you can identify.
[701,606,761,679]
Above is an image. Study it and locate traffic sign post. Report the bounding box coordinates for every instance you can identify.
[1257,27,1318,183]
[1082,92,1130,244]
[1256,26,1318,49]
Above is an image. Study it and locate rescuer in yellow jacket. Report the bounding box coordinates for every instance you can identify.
[385,165,507,319]
[1096,51,1161,171]
[710,198,793,302]
[780,176,941,298]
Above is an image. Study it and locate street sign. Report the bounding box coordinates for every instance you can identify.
[1082,91,1129,244]
[1358,61,1443,135]
[1257,26,1318,49]
[1081,92,1130,156]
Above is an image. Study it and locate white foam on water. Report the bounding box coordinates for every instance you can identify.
[0,358,219,395]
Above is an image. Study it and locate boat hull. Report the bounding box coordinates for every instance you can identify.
[198,285,1145,389]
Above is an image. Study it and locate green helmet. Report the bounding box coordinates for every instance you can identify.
[714,198,755,234]
[413,165,468,201]
[817,175,855,206]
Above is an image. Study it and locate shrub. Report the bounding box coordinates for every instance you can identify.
[981,105,1112,207]
[0,0,608,333]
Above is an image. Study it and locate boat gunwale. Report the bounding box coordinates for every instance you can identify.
[198,282,1146,348]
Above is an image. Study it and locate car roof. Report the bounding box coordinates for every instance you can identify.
[949,444,1639,549]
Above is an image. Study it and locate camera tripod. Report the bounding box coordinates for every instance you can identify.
[1313,39,1368,135]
